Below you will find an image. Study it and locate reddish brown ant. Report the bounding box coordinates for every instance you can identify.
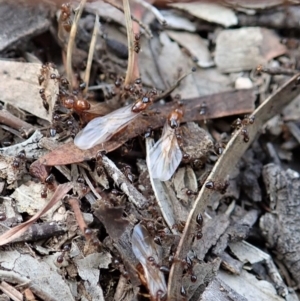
[232,114,255,143]
[59,3,72,33]
[56,244,71,264]
[40,173,56,198]
[134,33,141,53]
[214,141,226,156]
[38,63,59,112]
[38,64,49,86]
[74,94,155,149]
[12,150,26,169]
[185,189,197,196]
[60,94,91,112]
[241,127,249,143]
[172,221,186,233]
[39,88,49,112]
[194,213,204,240]
[205,180,229,194]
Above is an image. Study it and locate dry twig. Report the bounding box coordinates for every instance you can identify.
[123,0,135,85]
[66,0,87,86]
[83,13,99,95]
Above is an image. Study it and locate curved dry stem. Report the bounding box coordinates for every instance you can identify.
[83,13,99,95]
[67,197,88,236]
[123,0,135,86]
[167,73,300,300]
[66,0,87,87]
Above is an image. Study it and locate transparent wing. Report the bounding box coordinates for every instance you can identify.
[74,104,136,150]
[148,123,182,181]
[132,224,167,299]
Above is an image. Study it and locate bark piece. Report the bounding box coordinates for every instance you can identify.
[201,277,247,301]
[0,250,74,301]
[218,269,284,301]
[260,163,300,286]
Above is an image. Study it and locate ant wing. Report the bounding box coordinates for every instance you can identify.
[132,224,167,299]
[74,104,136,149]
[148,123,182,181]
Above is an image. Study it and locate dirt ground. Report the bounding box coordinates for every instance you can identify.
[1,1,300,301]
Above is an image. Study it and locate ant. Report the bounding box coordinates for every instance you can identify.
[172,221,186,233]
[59,92,91,113]
[12,150,26,169]
[232,115,255,143]
[195,213,204,240]
[121,165,134,183]
[56,244,71,264]
[60,3,72,33]
[38,64,50,86]
[39,88,49,112]
[40,173,56,198]
[205,180,229,194]
[134,33,141,53]
[38,63,60,112]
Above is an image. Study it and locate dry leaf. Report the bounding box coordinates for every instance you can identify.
[166,30,214,68]
[215,27,286,73]
[169,2,238,27]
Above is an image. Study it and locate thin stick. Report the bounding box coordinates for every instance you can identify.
[83,13,99,95]
[154,67,196,102]
[103,0,152,38]
[123,0,135,85]
[102,155,147,208]
[67,197,88,236]
[0,108,35,137]
[66,0,87,87]
[79,166,102,200]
